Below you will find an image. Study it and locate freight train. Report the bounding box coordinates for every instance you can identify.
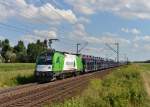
[34,50,119,82]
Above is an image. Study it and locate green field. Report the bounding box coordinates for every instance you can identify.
[0,63,35,88]
[50,64,150,107]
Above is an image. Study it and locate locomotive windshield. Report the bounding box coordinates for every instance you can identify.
[37,52,53,65]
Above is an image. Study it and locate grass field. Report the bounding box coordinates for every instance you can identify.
[50,64,150,107]
[139,64,150,97]
[0,63,35,88]
[0,63,150,107]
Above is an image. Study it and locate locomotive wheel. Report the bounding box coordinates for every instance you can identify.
[73,71,80,77]
[59,73,66,79]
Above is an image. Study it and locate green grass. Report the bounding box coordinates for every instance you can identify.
[0,63,35,88]
[0,63,34,71]
[49,64,150,107]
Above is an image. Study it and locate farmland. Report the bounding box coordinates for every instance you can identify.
[50,64,150,107]
[0,63,35,88]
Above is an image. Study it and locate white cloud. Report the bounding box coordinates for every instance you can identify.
[121,28,129,33]
[0,2,15,21]
[78,17,90,24]
[39,4,77,23]
[142,35,150,41]
[76,5,95,15]
[131,28,141,35]
[70,23,87,38]
[33,30,57,39]
[65,0,150,20]
[121,28,141,35]
[133,43,139,48]
[134,35,150,42]
[144,44,150,51]
[65,0,95,15]
[70,23,130,45]
[65,0,96,15]
[84,47,106,53]
[0,0,77,24]
[22,29,57,43]
[0,36,5,40]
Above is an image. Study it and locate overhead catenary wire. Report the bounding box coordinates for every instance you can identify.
[51,0,64,9]
[0,20,68,42]
[39,0,76,36]
[0,1,55,24]
[0,22,32,33]
[36,0,79,52]
[0,1,65,32]
[0,0,89,55]
[0,22,73,46]
[0,1,75,54]
[0,1,73,36]
[39,0,70,22]
[0,1,51,25]
[0,2,37,34]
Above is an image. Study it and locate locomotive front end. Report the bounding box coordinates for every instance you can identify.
[35,51,54,82]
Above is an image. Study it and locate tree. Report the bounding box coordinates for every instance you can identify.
[27,43,37,62]
[27,40,48,62]
[0,55,4,63]
[0,39,49,63]
[14,40,27,62]
[14,41,26,53]
[0,40,2,47]
[4,51,16,63]
[2,39,9,46]
[0,40,2,58]
[1,39,12,62]
[43,39,48,49]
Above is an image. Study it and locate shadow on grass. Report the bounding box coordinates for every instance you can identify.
[16,75,36,84]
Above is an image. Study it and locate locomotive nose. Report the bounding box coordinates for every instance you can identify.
[36,65,52,72]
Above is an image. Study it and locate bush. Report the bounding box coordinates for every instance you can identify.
[0,63,35,88]
[0,55,4,63]
[51,65,149,107]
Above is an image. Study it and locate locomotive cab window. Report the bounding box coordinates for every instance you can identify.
[37,53,53,65]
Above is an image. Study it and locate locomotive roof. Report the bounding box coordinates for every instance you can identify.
[43,50,115,62]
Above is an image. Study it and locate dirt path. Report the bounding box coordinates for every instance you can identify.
[142,71,150,96]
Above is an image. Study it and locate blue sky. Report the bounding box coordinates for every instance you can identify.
[1,0,150,61]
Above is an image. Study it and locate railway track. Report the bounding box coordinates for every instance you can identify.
[0,69,112,107]
[0,83,37,95]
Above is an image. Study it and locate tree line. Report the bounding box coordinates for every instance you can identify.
[0,39,48,63]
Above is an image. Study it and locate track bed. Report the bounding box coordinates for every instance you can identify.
[0,69,112,107]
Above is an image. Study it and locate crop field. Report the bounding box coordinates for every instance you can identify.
[0,63,35,88]
[50,64,150,107]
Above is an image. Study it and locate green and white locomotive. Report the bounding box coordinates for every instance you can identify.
[35,50,84,82]
[35,49,118,82]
